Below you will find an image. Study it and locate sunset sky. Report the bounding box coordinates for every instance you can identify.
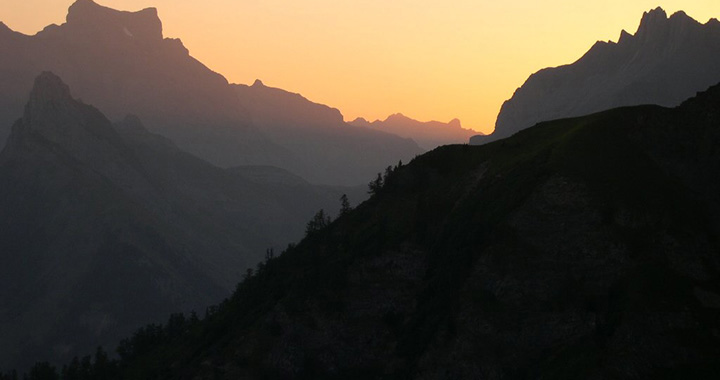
[4,1,720,134]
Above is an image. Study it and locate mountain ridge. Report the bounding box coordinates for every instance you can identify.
[349,113,477,150]
[0,0,423,186]
[232,80,423,185]
[471,7,720,145]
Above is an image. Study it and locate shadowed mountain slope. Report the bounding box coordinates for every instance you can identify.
[351,113,478,150]
[89,82,720,379]
[471,7,720,145]
[0,73,360,371]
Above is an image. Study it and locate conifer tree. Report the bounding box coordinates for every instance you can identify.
[339,194,352,216]
[368,173,383,194]
[306,209,331,235]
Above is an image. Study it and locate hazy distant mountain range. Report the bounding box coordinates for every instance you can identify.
[233,80,421,184]
[0,72,363,370]
[471,7,720,144]
[0,0,422,186]
[350,113,479,150]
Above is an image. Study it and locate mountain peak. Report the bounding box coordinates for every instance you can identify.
[28,71,73,109]
[252,79,265,87]
[667,10,701,28]
[618,29,633,43]
[66,0,162,42]
[15,72,120,154]
[386,113,410,122]
[643,6,668,21]
[636,7,667,33]
[632,7,702,43]
[67,0,111,22]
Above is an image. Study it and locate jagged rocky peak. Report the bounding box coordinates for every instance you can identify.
[17,71,119,150]
[638,6,668,31]
[618,29,633,43]
[4,72,72,148]
[25,71,74,119]
[471,6,720,146]
[65,0,163,41]
[634,7,701,39]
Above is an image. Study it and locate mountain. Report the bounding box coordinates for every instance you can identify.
[66,82,720,379]
[349,113,479,150]
[0,72,361,371]
[233,81,423,185]
[471,7,720,145]
[0,0,284,167]
[0,0,422,186]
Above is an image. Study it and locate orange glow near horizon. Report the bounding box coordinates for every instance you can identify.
[4,1,720,134]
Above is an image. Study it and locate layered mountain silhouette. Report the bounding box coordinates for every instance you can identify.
[233,80,422,184]
[471,7,720,145]
[0,0,422,186]
[350,113,478,150]
[0,72,362,371]
[54,81,720,379]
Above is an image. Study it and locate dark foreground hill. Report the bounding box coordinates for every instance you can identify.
[0,73,363,372]
[471,7,720,145]
[34,82,720,379]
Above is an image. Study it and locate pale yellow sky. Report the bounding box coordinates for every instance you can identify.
[3,1,720,133]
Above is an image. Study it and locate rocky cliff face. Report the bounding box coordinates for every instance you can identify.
[471,7,720,145]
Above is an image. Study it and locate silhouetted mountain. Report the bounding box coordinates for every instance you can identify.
[0,73,363,371]
[350,113,478,150]
[234,81,423,185]
[69,82,720,379]
[471,7,720,145]
[0,0,287,167]
[0,0,421,186]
